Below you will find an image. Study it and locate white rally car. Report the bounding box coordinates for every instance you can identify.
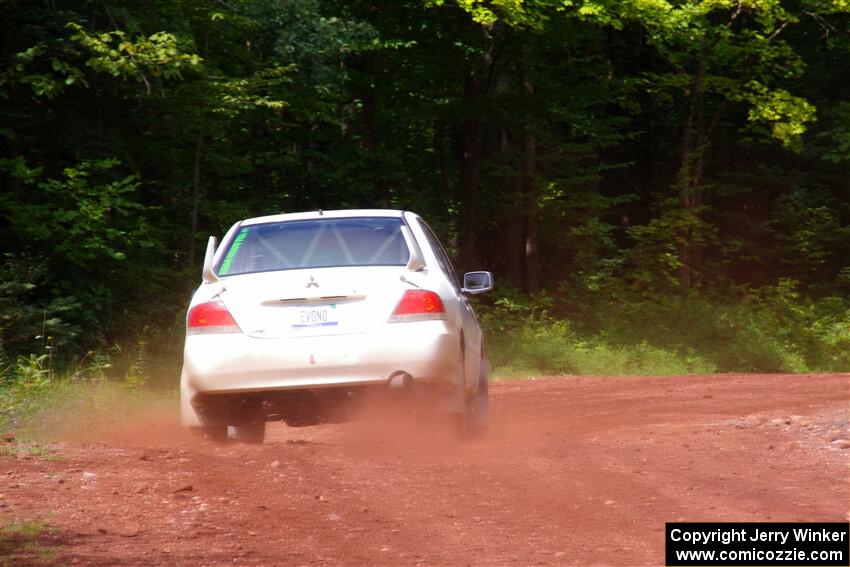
[180,209,493,443]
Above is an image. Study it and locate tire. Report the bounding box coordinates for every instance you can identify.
[193,424,228,444]
[232,421,265,444]
[451,344,469,439]
[451,411,468,439]
[454,359,489,441]
[468,359,489,436]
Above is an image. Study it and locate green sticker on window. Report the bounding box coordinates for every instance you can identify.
[219,228,248,275]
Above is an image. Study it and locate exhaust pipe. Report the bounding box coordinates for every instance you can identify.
[388,372,413,390]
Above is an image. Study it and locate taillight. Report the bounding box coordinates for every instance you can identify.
[390,290,447,322]
[187,301,241,334]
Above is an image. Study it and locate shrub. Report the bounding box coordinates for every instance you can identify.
[481,292,716,377]
[0,347,170,439]
[479,281,848,377]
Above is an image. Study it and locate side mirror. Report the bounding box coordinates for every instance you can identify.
[202,236,219,283]
[462,271,493,294]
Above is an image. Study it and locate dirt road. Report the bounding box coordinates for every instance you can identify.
[2,373,848,566]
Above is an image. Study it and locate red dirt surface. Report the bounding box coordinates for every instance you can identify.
[2,373,848,566]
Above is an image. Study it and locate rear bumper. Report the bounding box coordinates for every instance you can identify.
[180,321,459,426]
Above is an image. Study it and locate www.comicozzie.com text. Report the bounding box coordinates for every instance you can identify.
[669,526,848,546]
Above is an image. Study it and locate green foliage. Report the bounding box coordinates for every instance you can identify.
[447,0,820,148]
[1,0,850,385]
[481,291,717,376]
[2,158,151,264]
[623,197,719,293]
[427,0,546,28]
[0,254,81,357]
[771,188,850,284]
[573,281,849,373]
[820,103,850,164]
[0,350,173,440]
[743,84,817,150]
[124,337,151,389]
[67,22,202,89]
[0,39,86,100]
[481,293,575,374]
[0,520,53,539]
[0,157,162,355]
[0,518,57,566]
[481,280,849,377]
[0,443,60,461]
[0,354,53,432]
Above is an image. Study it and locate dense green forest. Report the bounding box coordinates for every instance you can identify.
[2,0,849,384]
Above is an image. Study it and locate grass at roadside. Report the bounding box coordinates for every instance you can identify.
[485,308,720,379]
[0,519,57,567]
[0,443,61,461]
[482,286,850,378]
[0,374,177,443]
[491,340,717,379]
[3,282,848,440]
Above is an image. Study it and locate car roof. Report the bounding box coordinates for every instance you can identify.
[239,209,408,226]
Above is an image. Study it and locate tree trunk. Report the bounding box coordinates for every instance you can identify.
[435,117,452,211]
[502,129,524,288]
[252,121,268,216]
[457,23,501,273]
[188,119,205,268]
[521,61,539,293]
[676,38,706,291]
[188,26,210,268]
[459,70,483,272]
[360,56,389,206]
[677,108,694,291]
[363,77,377,152]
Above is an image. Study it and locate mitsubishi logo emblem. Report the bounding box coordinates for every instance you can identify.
[306,276,319,288]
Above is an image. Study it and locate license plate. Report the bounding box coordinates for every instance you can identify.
[291,305,338,329]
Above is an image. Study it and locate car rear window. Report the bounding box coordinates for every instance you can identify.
[216,217,411,276]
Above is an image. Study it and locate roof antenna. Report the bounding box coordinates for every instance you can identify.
[318,209,324,216]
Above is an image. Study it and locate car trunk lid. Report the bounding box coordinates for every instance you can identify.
[217,267,405,338]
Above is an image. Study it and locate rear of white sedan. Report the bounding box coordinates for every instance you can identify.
[180,210,492,443]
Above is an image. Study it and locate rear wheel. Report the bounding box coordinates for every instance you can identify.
[453,358,489,440]
[194,424,228,444]
[232,421,266,444]
[466,359,489,437]
[450,411,467,439]
[451,345,469,439]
